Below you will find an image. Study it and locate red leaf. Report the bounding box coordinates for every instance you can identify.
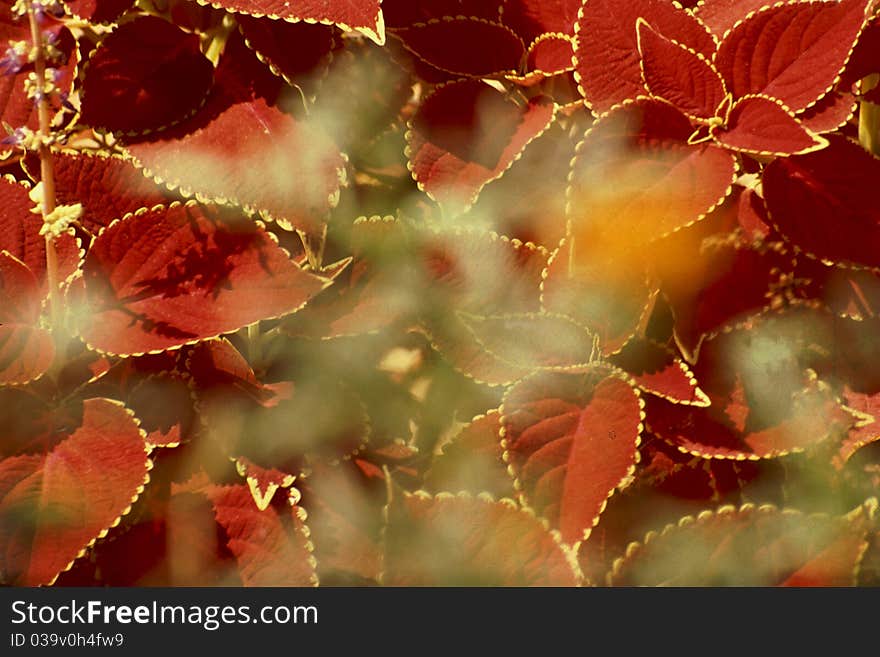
[646,317,851,460]
[714,0,873,113]
[81,17,214,134]
[502,0,582,42]
[501,367,643,545]
[78,202,330,355]
[233,457,296,511]
[637,19,727,120]
[63,0,134,22]
[393,18,525,77]
[0,398,150,585]
[27,150,175,234]
[459,312,596,370]
[408,79,556,210]
[574,0,715,113]
[0,251,41,325]
[523,34,575,75]
[204,0,385,44]
[568,99,737,246]
[206,484,317,586]
[693,0,772,37]
[0,178,80,296]
[609,502,875,586]
[836,388,880,469]
[425,410,516,498]
[541,238,653,357]
[383,492,579,585]
[711,95,826,156]
[0,325,55,386]
[122,34,346,234]
[238,16,336,90]
[609,338,709,406]
[797,90,857,134]
[763,135,880,270]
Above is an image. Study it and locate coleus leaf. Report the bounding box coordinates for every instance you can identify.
[836,388,880,470]
[205,484,317,586]
[121,33,346,234]
[25,150,175,234]
[237,16,336,91]
[81,16,215,135]
[424,410,516,499]
[458,312,596,370]
[710,95,826,156]
[127,373,195,448]
[636,19,727,120]
[383,491,579,585]
[201,0,385,45]
[77,202,331,355]
[567,98,737,247]
[714,0,873,113]
[381,0,502,28]
[501,366,643,545]
[574,0,715,113]
[522,34,575,76]
[0,398,151,586]
[797,90,858,134]
[608,501,877,586]
[393,18,525,77]
[63,0,134,23]
[692,0,771,38]
[502,0,582,42]
[609,338,709,406]
[407,79,556,211]
[646,316,852,460]
[763,135,880,270]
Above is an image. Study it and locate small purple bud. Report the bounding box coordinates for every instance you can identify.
[0,47,24,75]
[1,127,26,147]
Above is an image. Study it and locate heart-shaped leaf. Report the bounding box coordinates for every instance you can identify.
[763,135,880,270]
[78,202,330,355]
[574,0,715,113]
[501,366,643,545]
[714,0,873,113]
[0,398,151,586]
[81,16,215,134]
[383,492,579,585]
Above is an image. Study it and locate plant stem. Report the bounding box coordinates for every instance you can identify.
[247,322,262,367]
[26,3,61,333]
[859,74,880,156]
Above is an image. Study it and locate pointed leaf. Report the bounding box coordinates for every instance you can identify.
[714,0,873,113]
[0,398,150,586]
[574,0,715,113]
[711,95,826,156]
[763,135,880,270]
[501,367,643,545]
[78,202,330,355]
[234,457,296,511]
[610,338,709,406]
[836,388,880,470]
[609,502,875,586]
[384,492,579,585]
[407,79,556,210]
[693,0,774,37]
[81,16,215,134]
[797,90,857,134]
[202,0,385,44]
[393,18,525,77]
[206,484,317,586]
[637,19,727,120]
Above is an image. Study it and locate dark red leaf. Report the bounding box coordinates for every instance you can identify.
[393,18,525,77]
[711,95,826,156]
[574,0,715,113]
[501,367,643,545]
[637,19,727,120]
[238,16,336,90]
[797,90,857,134]
[206,484,317,586]
[425,410,516,498]
[502,0,582,42]
[63,0,134,22]
[610,338,709,406]
[383,492,579,585]
[0,398,150,585]
[81,16,215,134]
[78,202,330,355]
[408,79,556,210]
[763,135,880,270]
[382,0,502,28]
[523,34,575,75]
[122,34,346,234]
[714,0,873,113]
[127,373,195,448]
[205,0,384,44]
[608,501,876,586]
